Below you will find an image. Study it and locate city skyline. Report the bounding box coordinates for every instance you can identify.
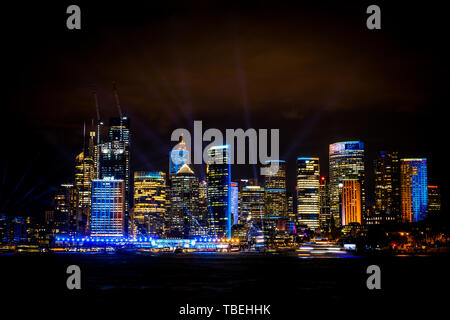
[2,1,447,223]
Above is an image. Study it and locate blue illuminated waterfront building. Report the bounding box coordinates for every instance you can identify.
[400,158,428,223]
[90,178,125,236]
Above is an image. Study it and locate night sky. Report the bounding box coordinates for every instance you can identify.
[3,1,448,219]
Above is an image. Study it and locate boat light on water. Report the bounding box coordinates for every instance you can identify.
[296,239,350,256]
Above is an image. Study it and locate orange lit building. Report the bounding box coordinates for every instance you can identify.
[340,179,362,226]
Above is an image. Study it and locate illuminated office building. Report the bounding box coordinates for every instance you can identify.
[52,183,76,234]
[74,151,95,233]
[75,151,95,209]
[297,157,320,230]
[374,151,400,221]
[427,185,441,216]
[240,185,265,228]
[231,182,239,225]
[263,160,287,219]
[169,135,190,175]
[99,116,131,233]
[400,158,428,223]
[319,176,331,231]
[170,164,201,237]
[340,180,362,226]
[206,145,231,238]
[133,171,167,237]
[329,141,365,226]
[90,178,124,237]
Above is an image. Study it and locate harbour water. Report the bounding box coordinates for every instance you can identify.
[1,252,448,318]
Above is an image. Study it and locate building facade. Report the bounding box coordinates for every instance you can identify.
[297,157,320,230]
[400,159,428,223]
[133,171,167,237]
[374,150,400,221]
[90,178,125,237]
[329,141,365,226]
[263,160,287,221]
[340,179,362,226]
[206,145,231,238]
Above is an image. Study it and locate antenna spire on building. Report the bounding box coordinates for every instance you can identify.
[113,81,123,118]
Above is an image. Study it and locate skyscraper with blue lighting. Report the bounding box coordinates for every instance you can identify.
[207,145,231,238]
[400,158,428,223]
[90,178,124,237]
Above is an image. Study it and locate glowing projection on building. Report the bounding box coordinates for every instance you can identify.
[90,178,125,237]
[329,141,365,226]
[400,158,428,223]
[297,157,320,230]
[206,145,231,238]
[170,135,190,175]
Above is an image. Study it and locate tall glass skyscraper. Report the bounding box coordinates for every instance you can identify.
[133,171,167,237]
[240,185,265,229]
[263,160,287,221]
[329,141,365,226]
[375,150,400,220]
[90,178,124,237]
[297,157,320,230]
[400,158,428,223]
[99,116,131,233]
[206,145,231,238]
[170,164,201,238]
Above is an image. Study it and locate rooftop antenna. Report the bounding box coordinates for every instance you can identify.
[82,121,86,154]
[113,81,123,118]
[92,87,102,145]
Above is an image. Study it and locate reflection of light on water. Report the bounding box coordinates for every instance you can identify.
[297,240,354,258]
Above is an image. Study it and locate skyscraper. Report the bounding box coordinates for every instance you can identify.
[206,145,231,238]
[319,176,331,231]
[374,150,400,220]
[400,158,428,223]
[170,164,201,238]
[99,116,131,233]
[133,171,167,237]
[297,157,320,230]
[263,160,287,220]
[52,183,76,234]
[329,141,365,226]
[74,151,95,233]
[340,179,362,226]
[75,151,95,209]
[90,178,125,237]
[240,185,265,228]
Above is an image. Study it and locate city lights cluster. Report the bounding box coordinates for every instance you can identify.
[54,236,241,247]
